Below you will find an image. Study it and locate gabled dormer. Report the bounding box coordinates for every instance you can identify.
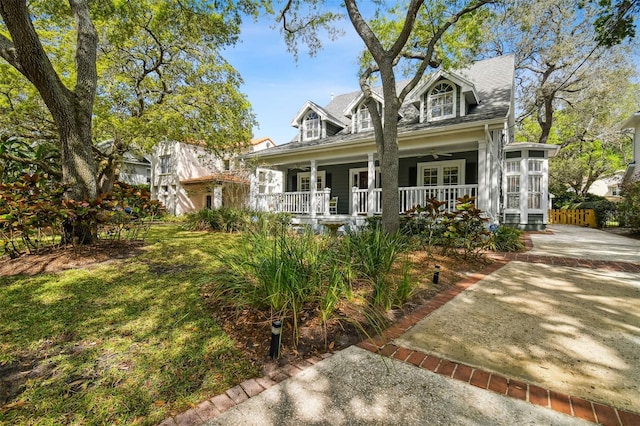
[290,101,346,142]
[411,70,479,123]
[343,92,384,133]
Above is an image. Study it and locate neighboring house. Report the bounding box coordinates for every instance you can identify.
[246,55,558,230]
[119,151,151,186]
[588,173,624,201]
[621,111,640,182]
[95,140,151,186]
[150,137,275,216]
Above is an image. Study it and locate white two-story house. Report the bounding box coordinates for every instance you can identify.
[151,137,275,215]
[247,55,558,230]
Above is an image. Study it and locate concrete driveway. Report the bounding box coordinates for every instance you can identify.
[396,226,640,414]
[528,225,640,263]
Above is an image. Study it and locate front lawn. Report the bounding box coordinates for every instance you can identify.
[0,222,494,425]
[0,226,258,425]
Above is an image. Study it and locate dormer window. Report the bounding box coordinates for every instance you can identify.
[303,111,321,140]
[352,101,383,133]
[357,104,372,131]
[425,82,456,121]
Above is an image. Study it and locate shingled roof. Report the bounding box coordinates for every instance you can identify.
[258,55,514,155]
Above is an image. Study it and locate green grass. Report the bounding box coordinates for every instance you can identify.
[0,225,258,425]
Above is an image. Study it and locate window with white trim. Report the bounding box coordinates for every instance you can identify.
[608,185,621,196]
[417,159,465,186]
[425,82,455,121]
[422,167,438,186]
[357,104,372,132]
[505,160,520,209]
[159,155,171,174]
[527,159,543,209]
[297,171,325,191]
[303,111,321,140]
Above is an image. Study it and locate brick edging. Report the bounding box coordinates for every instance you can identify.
[157,353,334,425]
[356,258,640,426]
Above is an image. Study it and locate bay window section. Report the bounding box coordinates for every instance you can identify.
[505,160,520,209]
[528,159,543,209]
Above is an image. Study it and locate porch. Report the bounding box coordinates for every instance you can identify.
[254,184,478,217]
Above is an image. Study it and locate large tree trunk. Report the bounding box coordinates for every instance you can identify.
[0,0,99,243]
[378,78,401,234]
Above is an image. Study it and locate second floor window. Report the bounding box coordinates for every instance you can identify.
[303,111,320,140]
[426,82,455,121]
[159,155,171,174]
[357,104,372,131]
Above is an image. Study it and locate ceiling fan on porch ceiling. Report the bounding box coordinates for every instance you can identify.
[425,149,452,159]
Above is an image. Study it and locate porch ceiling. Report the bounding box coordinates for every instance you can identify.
[266,140,479,169]
[253,120,501,169]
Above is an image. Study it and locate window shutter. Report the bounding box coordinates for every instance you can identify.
[291,175,297,191]
[409,167,417,186]
[326,172,332,189]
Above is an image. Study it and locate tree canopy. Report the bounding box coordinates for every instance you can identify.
[0,0,257,198]
[277,0,495,233]
[492,0,639,196]
[590,0,639,46]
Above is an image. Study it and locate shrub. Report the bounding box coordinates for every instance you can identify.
[437,195,490,258]
[0,175,162,257]
[488,225,524,252]
[341,227,409,309]
[182,207,253,232]
[217,220,412,343]
[570,198,616,228]
[619,178,640,230]
[402,198,447,245]
[218,227,344,343]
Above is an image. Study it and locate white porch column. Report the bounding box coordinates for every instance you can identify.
[351,186,359,216]
[490,134,501,222]
[367,153,375,217]
[477,140,488,213]
[310,160,317,217]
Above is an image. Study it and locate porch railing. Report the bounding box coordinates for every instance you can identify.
[255,188,331,215]
[352,184,478,215]
[255,185,478,216]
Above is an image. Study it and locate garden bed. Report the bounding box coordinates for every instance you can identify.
[203,250,490,368]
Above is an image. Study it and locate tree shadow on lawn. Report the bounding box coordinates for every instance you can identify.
[0,258,258,425]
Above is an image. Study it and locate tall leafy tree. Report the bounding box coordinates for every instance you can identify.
[545,79,639,196]
[278,0,494,233]
[493,0,637,145]
[93,0,257,192]
[0,0,257,240]
[589,0,639,46]
[0,0,99,207]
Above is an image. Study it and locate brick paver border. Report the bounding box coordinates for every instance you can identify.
[157,354,334,425]
[160,232,640,425]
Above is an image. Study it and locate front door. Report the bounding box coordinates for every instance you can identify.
[356,171,368,189]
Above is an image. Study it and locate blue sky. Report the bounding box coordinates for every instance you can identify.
[224,17,366,145]
[224,12,640,146]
